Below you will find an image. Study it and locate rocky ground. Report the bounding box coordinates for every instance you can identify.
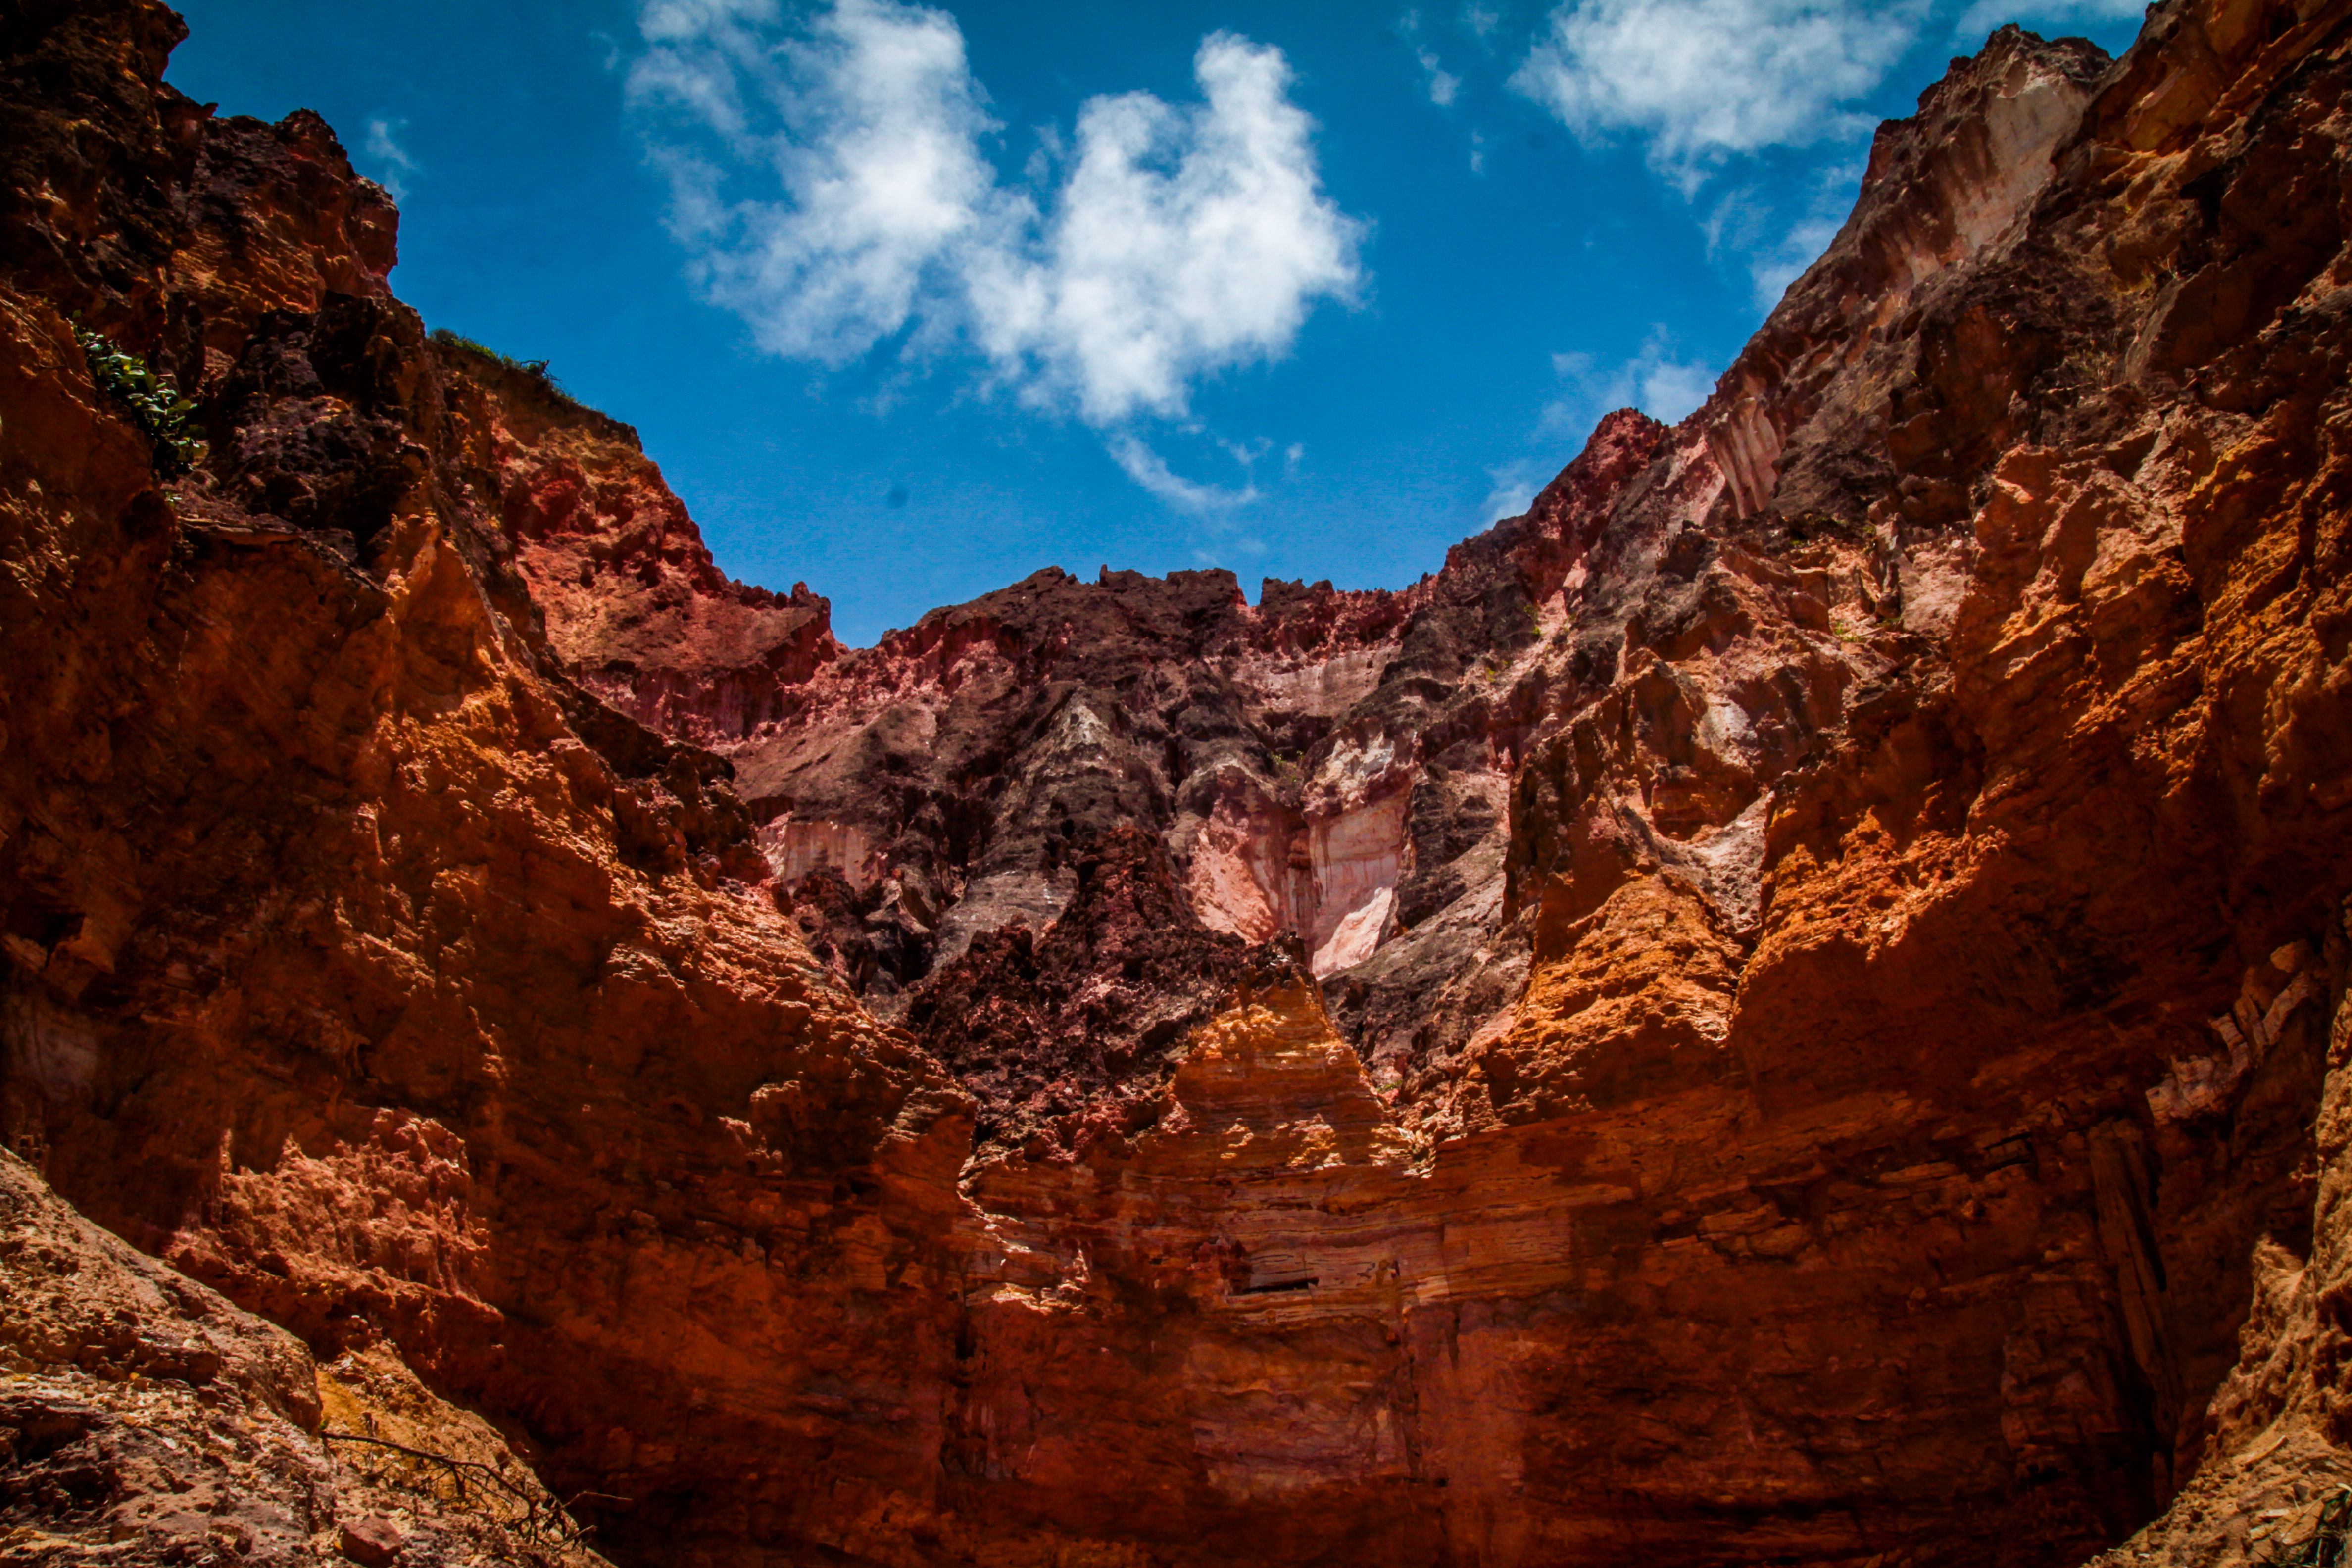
[0,1147,609,1567]
[6,0,2352,1563]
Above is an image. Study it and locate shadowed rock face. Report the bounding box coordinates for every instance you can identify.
[0,1147,613,1567]
[7,0,2352,1564]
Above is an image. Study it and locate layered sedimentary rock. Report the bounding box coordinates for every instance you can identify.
[0,6,967,1563]
[7,0,2352,1564]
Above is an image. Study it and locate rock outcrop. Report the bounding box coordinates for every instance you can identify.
[0,6,967,1562]
[0,1145,610,1566]
[6,0,2352,1564]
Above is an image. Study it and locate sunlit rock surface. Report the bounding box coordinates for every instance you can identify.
[6,0,2352,1563]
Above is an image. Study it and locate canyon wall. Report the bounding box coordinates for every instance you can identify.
[7,0,2352,1565]
[0,1144,612,1566]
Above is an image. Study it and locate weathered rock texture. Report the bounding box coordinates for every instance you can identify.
[8,0,2352,1564]
[0,5,968,1562]
[0,1146,610,1566]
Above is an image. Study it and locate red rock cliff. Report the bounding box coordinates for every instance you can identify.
[7,0,2352,1565]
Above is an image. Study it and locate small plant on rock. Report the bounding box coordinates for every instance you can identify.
[75,324,202,478]
[430,327,580,407]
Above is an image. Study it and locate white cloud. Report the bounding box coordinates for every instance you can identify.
[1400,11,1461,105]
[1542,327,1716,436]
[1478,330,1715,522]
[1480,456,1553,521]
[970,34,1364,423]
[1419,49,1462,105]
[631,0,998,362]
[1108,435,1260,512]
[363,118,417,202]
[1511,0,1925,190]
[629,0,1363,473]
[1955,0,2142,39]
[632,0,779,145]
[1707,158,1860,308]
[1747,213,1841,306]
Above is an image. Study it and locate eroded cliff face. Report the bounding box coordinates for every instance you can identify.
[0,1146,611,1567]
[0,5,969,1561]
[7,0,2352,1564]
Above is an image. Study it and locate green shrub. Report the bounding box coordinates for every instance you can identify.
[75,326,202,478]
[430,327,577,405]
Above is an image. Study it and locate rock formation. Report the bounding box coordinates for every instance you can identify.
[5,0,2352,1564]
[0,1147,609,1565]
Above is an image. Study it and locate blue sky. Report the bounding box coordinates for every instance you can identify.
[168,0,2146,645]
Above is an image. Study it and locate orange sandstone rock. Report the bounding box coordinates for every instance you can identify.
[7,0,2352,1564]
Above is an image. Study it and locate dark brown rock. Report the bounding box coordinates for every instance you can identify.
[904,822,1262,1150]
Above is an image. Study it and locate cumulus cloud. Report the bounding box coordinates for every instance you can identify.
[1543,328,1717,437]
[630,0,997,361]
[1954,0,2142,38]
[363,118,417,202]
[1511,0,1925,190]
[629,0,1362,464]
[970,34,1364,422]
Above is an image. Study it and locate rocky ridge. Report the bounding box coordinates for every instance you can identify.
[5,0,2352,1565]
